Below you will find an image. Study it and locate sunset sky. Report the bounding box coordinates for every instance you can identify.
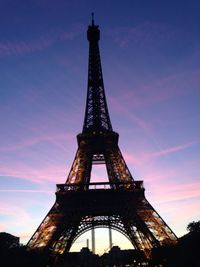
[0,0,200,255]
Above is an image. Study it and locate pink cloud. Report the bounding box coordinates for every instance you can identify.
[0,202,48,243]
[147,142,195,159]
[141,167,180,183]
[0,203,31,224]
[0,132,73,153]
[142,174,200,237]
[151,190,200,237]
[123,152,142,166]
[109,68,200,113]
[109,95,153,136]
[150,181,200,205]
[0,162,67,184]
[4,141,192,187]
[0,189,53,193]
[124,142,195,168]
[169,200,200,226]
[153,203,200,237]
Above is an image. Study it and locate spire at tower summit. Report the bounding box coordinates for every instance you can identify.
[87,13,100,42]
[91,12,94,26]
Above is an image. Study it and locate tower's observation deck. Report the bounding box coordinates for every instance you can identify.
[56,181,144,192]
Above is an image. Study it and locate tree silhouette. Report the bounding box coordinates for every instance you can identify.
[149,220,200,267]
[187,220,200,233]
[165,220,200,267]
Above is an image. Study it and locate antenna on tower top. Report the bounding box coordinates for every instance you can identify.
[91,12,94,25]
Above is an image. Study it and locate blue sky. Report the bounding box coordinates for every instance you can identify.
[0,0,200,254]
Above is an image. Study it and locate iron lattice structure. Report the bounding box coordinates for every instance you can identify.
[27,19,177,264]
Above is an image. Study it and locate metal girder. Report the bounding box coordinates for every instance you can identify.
[27,186,177,261]
[105,146,134,186]
[65,130,135,189]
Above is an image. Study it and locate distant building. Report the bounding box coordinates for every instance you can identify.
[56,247,99,267]
[101,246,146,266]
[0,232,20,250]
[55,246,146,266]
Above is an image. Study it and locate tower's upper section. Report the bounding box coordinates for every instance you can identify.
[82,17,113,133]
[87,16,100,42]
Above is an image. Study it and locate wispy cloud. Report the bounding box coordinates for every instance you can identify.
[0,38,55,57]
[107,21,178,48]
[150,181,200,205]
[148,142,195,159]
[0,163,66,184]
[109,68,200,112]
[124,142,195,167]
[0,27,83,57]
[149,179,200,237]
[0,132,73,153]
[0,189,53,193]
[0,203,30,224]
[109,95,153,136]
[0,202,46,242]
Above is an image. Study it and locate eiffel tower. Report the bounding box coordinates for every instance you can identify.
[27,16,177,265]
